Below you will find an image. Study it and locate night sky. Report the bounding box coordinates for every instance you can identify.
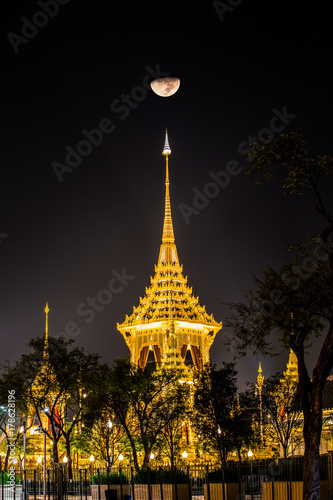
[1,0,332,389]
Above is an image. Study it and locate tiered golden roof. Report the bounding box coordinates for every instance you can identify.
[117,131,221,372]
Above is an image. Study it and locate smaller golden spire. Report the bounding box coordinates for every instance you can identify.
[256,362,264,393]
[43,302,49,360]
[256,362,265,446]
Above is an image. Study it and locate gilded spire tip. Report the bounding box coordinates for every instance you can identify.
[162,129,171,156]
[43,302,49,360]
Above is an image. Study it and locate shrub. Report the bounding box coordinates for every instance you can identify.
[91,472,128,485]
[134,467,188,485]
[0,472,20,485]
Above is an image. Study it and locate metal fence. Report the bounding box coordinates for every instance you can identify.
[1,454,332,500]
[0,468,90,500]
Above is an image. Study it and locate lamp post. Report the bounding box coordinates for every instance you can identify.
[106,419,113,467]
[34,427,47,500]
[20,420,26,499]
[118,454,124,500]
[247,450,254,500]
[89,455,94,476]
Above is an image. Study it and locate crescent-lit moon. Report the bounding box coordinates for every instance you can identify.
[150,77,180,97]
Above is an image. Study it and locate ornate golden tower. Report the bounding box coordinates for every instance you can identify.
[29,304,59,426]
[117,131,222,374]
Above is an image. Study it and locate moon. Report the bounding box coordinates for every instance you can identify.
[150,77,180,97]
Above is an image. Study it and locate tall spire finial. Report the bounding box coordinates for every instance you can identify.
[162,129,171,156]
[160,130,174,245]
[157,130,179,265]
[43,302,49,360]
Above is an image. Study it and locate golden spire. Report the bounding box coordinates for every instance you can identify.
[162,129,174,244]
[256,362,264,393]
[256,362,265,446]
[43,302,49,360]
[158,130,179,265]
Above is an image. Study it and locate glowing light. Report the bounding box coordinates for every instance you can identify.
[63,456,68,463]
[89,455,94,462]
[150,452,154,460]
[248,450,253,458]
[37,457,42,464]
[119,454,124,461]
[107,420,112,428]
[182,451,188,459]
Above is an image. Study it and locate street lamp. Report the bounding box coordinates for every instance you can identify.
[248,450,254,500]
[34,427,47,500]
[20,420,26,499]
[89,454,94,474]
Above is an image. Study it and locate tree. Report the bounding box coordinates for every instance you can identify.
[46,346,109,479]
[155,412,186,468]
[108,358,189,470]
[261,370,303,458]
[0,405,25,471]
[230,391,261,461]
[191,363,238,463]
[0,363,32,470]
[227,132,333,500]
[72,414,125,466]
